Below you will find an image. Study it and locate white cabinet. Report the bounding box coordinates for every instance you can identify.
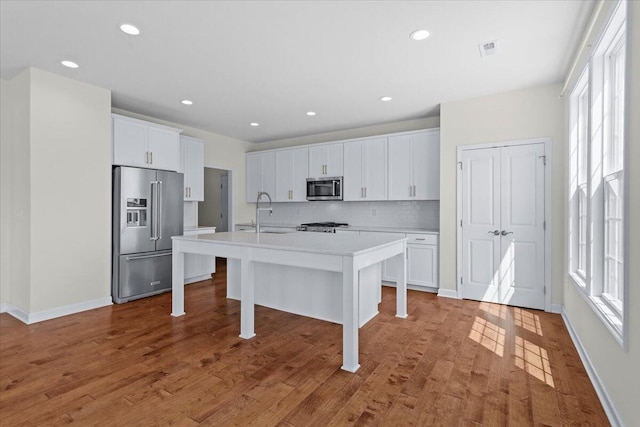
[344,137,387,201]
[183,227,216,284]
[179,136,204,201]
[112,114,181,171]
[360,230,438,289]
[388,130,440,200]
[406,234,438,288]
[246,151,276,202]
[275,147,308,202]
[309,143,343,177]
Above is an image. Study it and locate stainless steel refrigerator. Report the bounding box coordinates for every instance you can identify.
[112,166,184,303]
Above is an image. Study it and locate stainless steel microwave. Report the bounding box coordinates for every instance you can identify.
[306,177,343,201]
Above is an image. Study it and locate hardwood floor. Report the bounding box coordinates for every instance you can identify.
[0,260,608,426]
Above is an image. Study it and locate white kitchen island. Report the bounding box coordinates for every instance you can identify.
[171,231,408,373]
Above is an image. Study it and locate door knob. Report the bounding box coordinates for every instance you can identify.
[488,230,500,235]
[501,230,513,236]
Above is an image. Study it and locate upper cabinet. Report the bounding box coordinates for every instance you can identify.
[112,114,181,172]
[275,147,308,202]
[246,151,276,202]
[179,136,204,201]
[344,137,387,201]
[244,128,439,204]
[309,143,343,177]
[388,130,440,200]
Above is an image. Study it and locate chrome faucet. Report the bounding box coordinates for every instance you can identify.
[255,192,272,234]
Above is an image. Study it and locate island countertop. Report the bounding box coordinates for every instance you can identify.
[172,231,408,257]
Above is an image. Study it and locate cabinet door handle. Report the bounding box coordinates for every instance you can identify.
[365,187,367,198]
[413,185,416,197]
[145,151,149,164]
[150,151,153,164]
[185,187,188,198]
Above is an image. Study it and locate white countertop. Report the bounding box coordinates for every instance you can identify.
[344,225,439,234]
[184,226,217,233]
[235,222,298,229]
[172,231,407,257]
[236,223,438,234]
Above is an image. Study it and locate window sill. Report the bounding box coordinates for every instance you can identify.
[568,273,625,349]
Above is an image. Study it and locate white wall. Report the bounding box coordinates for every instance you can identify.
[561,2,640,426]
[253,116,440,151]
[1,73,32,311]
[439,84,565,305]
[29,68,112,312]
[0,68,112,316]
[111,108,254,225]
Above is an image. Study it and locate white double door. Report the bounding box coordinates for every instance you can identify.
[461,143,545,310]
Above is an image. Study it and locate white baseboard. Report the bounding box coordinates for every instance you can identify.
[560,307,622,427]
[437,288,460,299]
[0,302,8,313]
[185,274,212,284]
[381,282,438,294]
[2,303,29,323]
[3,297,113,325]
[550,303,563,314]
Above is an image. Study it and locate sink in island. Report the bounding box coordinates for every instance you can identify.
[171,231,408,373]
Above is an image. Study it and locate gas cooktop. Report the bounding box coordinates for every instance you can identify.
[297,222,349,233]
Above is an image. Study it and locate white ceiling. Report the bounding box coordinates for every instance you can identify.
[0,0,593,143]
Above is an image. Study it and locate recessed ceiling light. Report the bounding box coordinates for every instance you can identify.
[250,122,260,127]
[61,60,79,69]
[306,111,316,116]
[409,29,430,41]
[181,100,193,105]
[380,96,392,102]
[120,24,140,36]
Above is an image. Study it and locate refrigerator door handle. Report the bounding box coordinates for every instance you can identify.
[125,252,172,261]
[150,181,159,241]
[157,181,163,240]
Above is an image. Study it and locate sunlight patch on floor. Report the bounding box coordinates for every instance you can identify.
[478,302,507,320]
[468,316,505,357]
[514,308,543,336]
[515,336,554,387]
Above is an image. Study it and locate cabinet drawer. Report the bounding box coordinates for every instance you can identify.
[117,252,172,301]
[406,233,438,245]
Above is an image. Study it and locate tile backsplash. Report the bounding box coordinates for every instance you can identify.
[265,200,439,229]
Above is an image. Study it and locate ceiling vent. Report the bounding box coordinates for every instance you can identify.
[479,40,499,57]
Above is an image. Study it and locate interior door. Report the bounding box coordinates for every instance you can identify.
[461,143,545,310]
[461,148,501,302]
[498,144,545,309]
[220,173,229,232]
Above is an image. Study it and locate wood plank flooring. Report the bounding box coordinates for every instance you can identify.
[0,260,609,426]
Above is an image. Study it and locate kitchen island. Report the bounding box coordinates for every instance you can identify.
[171,231,407,373]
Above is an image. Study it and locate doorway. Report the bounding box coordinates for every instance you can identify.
[457,139,550,311]
[199,167,232,232]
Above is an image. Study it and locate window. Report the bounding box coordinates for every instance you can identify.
[568,0,627,345]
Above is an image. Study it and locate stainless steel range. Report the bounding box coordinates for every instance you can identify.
[296,222,348,233]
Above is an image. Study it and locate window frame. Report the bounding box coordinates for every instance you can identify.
[567,0,628,348]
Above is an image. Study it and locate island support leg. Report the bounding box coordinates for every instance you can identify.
[396,242,408,319]
[239,255,256,339]
[171,244,185,317]
[341,256,360,373]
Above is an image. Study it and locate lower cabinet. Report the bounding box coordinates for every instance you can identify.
[369,231,439,289]
[184,228,216,284]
